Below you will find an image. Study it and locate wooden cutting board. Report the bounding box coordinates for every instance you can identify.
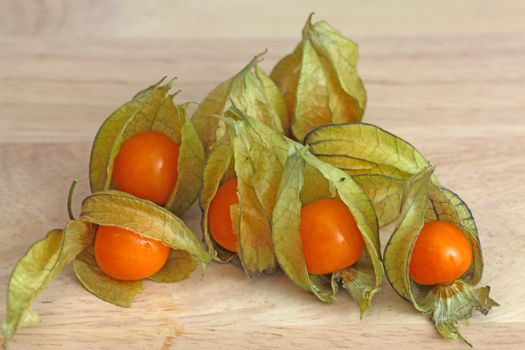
[1,1,524,348]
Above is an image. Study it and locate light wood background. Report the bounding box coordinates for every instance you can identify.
[1,0,524,349]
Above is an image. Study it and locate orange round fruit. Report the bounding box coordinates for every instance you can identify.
[300,198,365,275]
[94,226,170,281]
[409,220,472,285]
[208,178,239,252]
[112,131,179,205]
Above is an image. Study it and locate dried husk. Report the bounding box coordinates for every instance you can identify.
[3,221,95,345]
[200,107,288,276]
[272,143,383,314]
[74,190,213,306]
[2,187,212,345]
[383,168,497,344]
[192,53,288,152]
[304,122,437,227]
[271,14,366,142]
[89,78,205,215]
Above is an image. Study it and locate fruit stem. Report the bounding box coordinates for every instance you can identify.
[68,178,80,220]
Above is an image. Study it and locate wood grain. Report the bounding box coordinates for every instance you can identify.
[1,0,525,38]
[1,1,524,349]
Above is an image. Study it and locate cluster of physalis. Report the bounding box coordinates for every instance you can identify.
[3,14,496,346]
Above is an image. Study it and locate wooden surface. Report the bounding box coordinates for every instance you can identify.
[1,1,525,349]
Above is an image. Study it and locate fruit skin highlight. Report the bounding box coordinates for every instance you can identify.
[409,221,473,285]
[112,131,179,206]
[300,198,365,275]
[94,226,170,281]
[208,178,239,253]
